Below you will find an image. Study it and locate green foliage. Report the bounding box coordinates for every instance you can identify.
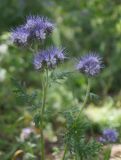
[89,92,100,101]
[50,70,72,84]
[64,111,102,160]
[103,146,111,160]
[11,78,43,131]
[33,113,41,128]
[12,78,37,106]
[11,78,42,113]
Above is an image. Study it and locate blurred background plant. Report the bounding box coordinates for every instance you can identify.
[1,0,121,159]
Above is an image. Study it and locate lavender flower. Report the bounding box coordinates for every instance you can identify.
[11,15,54,46]
[33,46,65,70]
[76,53,102,76]
[99,129,118,143]
[11,26,30,46]
[24,16,54,40]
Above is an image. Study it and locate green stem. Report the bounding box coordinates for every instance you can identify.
[40,69,48,160]
[62,145,67,160]
[62,78,91,160]
[73,78,90,160]
[76,78,91,119]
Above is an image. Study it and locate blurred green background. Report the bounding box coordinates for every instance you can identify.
[1,0,121,159]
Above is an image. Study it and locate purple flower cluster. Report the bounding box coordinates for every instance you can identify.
[33,46,65,70]
[11,15,104,74]
[76,54,102,76]
[11,27,30,46]
[99,129,118,143]
[11,16,54,46]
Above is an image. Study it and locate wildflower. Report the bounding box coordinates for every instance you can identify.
[24,16,54,40]
[20,127,34,141]
[35,28,46,40]
[76,53,102,76]
[11,15,54,45]
[11,26,30,46]
[33,46,65,70]
[99,129,118,143]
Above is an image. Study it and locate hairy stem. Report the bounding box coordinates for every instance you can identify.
[73,78,91,160]
[41,69,48,160]
[77,78,91,119]
[62,78,91,159]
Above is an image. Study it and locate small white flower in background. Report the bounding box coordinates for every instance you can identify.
[20,127,34,141]
[0,44,8,62]
[0,44,8,54]
[0,68,6,82]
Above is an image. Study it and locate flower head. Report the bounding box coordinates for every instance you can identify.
[76,53,102,76]
[24,15,54,40]
[33,46,65,70]
[11,26,30,46]
[99,129,118,143]
[11,15,54,45]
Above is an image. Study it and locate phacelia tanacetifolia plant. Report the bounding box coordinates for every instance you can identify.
[11,15,54,46]
[62,53,103,160]
[11,15,60,160]
[11,14,69,160]
[11,15,104,160]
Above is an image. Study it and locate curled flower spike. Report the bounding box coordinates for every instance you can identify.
[33,46,65,70]
[11,15,54,46]
[76,53,103,76]
[25,16,54,33]
[11,26,30,46]
[25,16,54,40]
[99,129,118,143]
